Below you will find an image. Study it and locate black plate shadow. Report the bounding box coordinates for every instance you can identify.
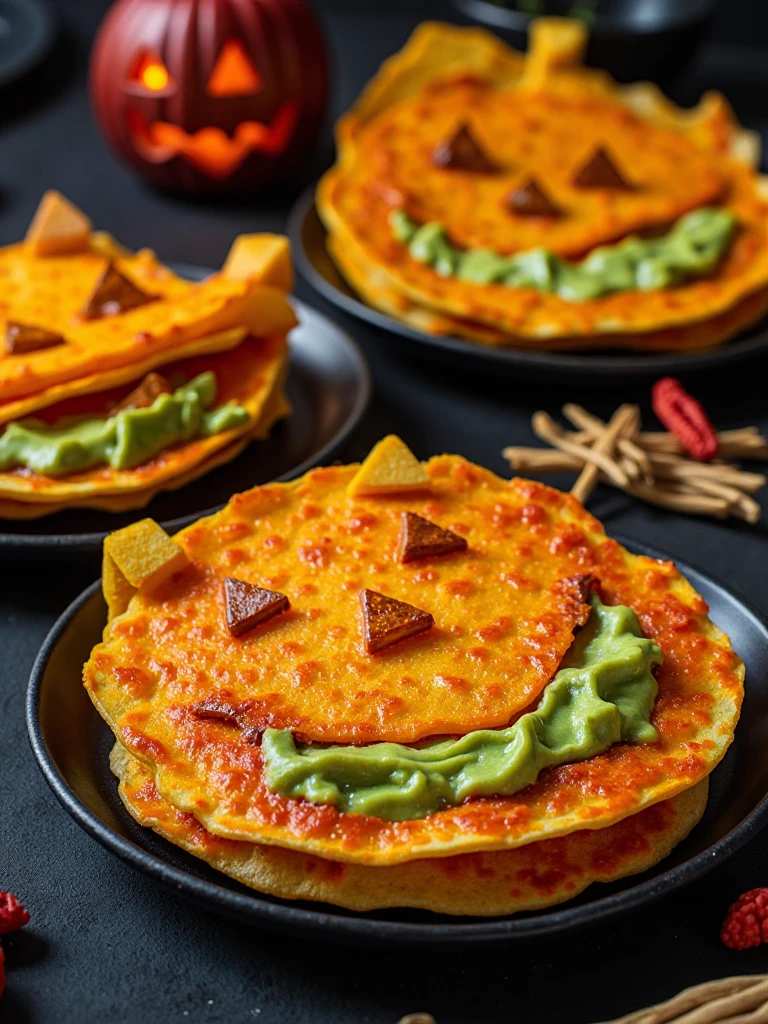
[288,187,768,384]
[0,0,55,89]
[0,298,371,557]
[26,538,768,949]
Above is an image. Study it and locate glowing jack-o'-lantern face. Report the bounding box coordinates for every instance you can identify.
[126,39,298,180]
[90,0,328,194]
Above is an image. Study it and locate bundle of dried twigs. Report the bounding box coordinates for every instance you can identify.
[598,973,768,1024]
[503,404,768,523]
[396,975,768,1024]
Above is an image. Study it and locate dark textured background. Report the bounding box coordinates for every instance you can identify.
[3,1,768,1021]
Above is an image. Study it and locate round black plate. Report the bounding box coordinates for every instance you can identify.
[26,539,768,948]
[0,0,55,88]
[288,187,768,383]
[0,297,370,556]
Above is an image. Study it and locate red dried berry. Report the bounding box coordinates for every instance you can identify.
[0,892,29,936]
[651,377,719,462]
[721,887,768,949]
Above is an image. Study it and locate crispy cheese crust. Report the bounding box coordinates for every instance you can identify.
[318,20,768,349]
[113,743,709,917]
[0,335,289,506]
[83,456,744,866]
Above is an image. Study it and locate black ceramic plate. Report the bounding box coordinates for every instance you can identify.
[0,0,55,88]
[26,539,768,949]
[289,188,768,383]
[0,295,370,556]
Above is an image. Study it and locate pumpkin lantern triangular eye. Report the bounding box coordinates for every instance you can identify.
[207,39,262,97]
[132,51,173,92]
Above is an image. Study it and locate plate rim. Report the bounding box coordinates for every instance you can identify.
[0,295,371,552]
[25,537,768,947]
[0,0,56,89]
[288,186,768,379]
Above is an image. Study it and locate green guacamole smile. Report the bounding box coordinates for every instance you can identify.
[0,372,249,477]
[262,594,662,821]
[390,207,736,302]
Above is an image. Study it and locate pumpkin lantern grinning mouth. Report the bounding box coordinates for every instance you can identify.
[126,103,299,179]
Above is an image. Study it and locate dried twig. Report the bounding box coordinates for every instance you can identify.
[598,974,768,1024]
[503,405,767,523]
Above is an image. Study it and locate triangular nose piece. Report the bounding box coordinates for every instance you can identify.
[360,588,434,654]
[207,39,262,97]
[224,577,290,637]
[397,512,467,563]
[82,262,157,320]
[573,147,632,189]
[507,178,562,217]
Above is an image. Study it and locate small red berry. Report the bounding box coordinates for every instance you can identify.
[721,887,768,950]
[0,892,29,936]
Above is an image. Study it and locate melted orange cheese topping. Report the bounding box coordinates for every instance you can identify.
[84,459,744,864]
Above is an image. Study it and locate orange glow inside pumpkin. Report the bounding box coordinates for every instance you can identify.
[125,37,296,178]
[133,52,173,91]
[206,39,262,96]
[144,103,298,177]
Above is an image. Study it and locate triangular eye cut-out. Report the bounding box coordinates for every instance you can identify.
[397,512,467,563]
[132,51,173,92]
[224,577,290,637]
[5,321,65,355]
[81,263,157,320]
[432,124,499,173]
[207,39,262,97]
[360,588,434,654]
[573,147,632,190]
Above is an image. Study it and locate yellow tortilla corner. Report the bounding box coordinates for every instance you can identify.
[347,435,431,496]
[103,518,188,620]
[522,17,588,90]
[223,234,294,293]
[25,191,92,257]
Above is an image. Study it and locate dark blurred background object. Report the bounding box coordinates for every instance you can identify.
[452,0,716,85]
[0,0,55,88]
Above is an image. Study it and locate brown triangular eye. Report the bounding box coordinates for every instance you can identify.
[224,577,290,637]
[573,147,632,190]
[5,321,65,355]
[397,512,467,563]
[81,262,158,320]
[131,51,173,92]
[207,39,262,97]
[432,124,499,173]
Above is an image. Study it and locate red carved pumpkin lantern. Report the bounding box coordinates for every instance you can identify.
[90,0,329,194]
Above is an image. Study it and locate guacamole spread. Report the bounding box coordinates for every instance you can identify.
[263,594,662,821]
[390,207,736,302]
[0,372,249,477]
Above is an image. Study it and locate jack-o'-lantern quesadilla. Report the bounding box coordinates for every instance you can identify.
[318,18,768,353]
[0,192,296,517]
[82,439,743,915]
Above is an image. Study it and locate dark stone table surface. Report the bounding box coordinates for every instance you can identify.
[3,2,768,1021]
